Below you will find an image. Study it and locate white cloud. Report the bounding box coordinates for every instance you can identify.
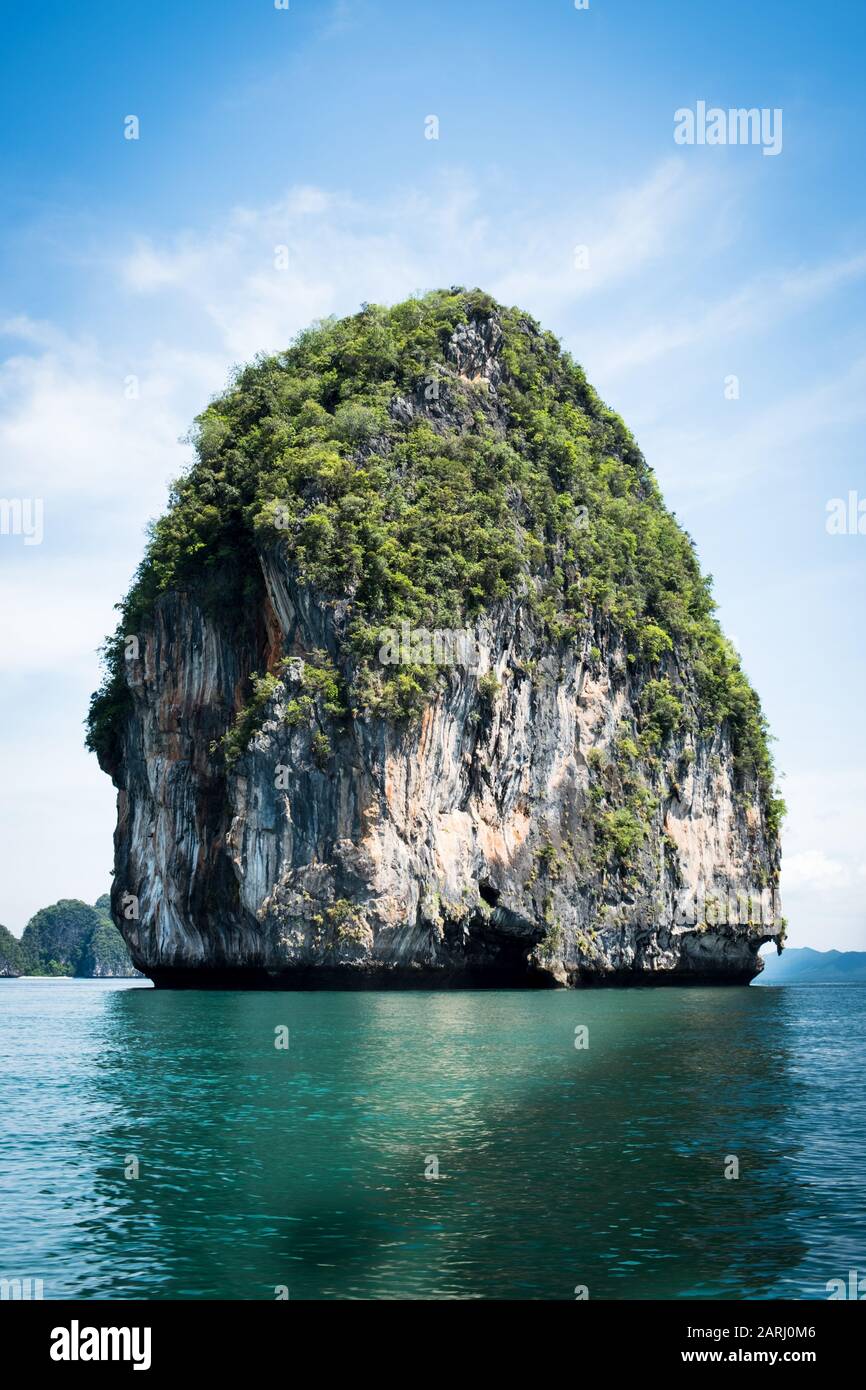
[115,162,725,364]
[0,317,196,502]
[778,770,866,950]
[783,849,851,891]
[119,177,477,360]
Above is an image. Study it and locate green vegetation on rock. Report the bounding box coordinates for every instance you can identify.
[78,917,138,978]
[0,923,25,976]
[17,897,139,977]
[86,288,780,826]
[217,651,346,767]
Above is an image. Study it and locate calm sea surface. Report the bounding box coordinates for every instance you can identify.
[1,978,864,1300]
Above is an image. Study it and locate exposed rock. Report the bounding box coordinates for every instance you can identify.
[108,585,780,988]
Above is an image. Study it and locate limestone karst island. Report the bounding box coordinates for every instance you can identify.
[86,289,784,989]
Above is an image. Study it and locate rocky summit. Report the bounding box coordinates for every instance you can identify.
[87,289,783,988]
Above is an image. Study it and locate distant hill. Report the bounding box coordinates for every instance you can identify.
[0,897,141,979]
[756,947,866,984]
[0,923,25,976]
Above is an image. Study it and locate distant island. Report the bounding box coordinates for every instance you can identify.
[755,947,866,984]
[0,897,141,978]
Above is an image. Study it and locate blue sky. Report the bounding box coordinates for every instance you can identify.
[2,0,865,947]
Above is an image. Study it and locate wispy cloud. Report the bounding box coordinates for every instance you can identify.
[590,250,866,377]
[642,350,866,504]
[116,161,724,363]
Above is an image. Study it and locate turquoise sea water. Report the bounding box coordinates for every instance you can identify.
[1,978,864,1300]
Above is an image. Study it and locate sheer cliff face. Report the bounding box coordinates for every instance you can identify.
[96,298,782,987]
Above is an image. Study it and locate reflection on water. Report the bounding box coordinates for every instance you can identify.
[1,979,864,1299]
